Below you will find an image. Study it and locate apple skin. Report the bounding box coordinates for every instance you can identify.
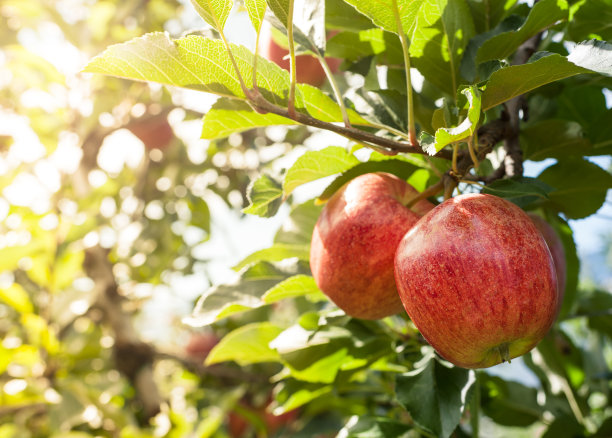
[128,114,174,150]
[528,213,566,312]
[310,172,435,320]
[394,193,558,369]
[259,23,341,87]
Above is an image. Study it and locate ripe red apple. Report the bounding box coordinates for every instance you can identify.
[184,332,218,362]
[528,213,566,312]
[310,172,435,320]
[259,23,341,87]
[394,193,558,368]
[227,396,297,437]
[128,114,174,150]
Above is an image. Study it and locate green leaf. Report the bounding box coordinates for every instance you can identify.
[185,261,302,326]
[326,29,403,64]
[538,159,612,219]
[340,0,424,36]
[575,290,612,338]
[566,39,612,76]
[339,416,412,438]
[0,284,34,314]
[396,357,475,438]
[550,216,579,319]
[409,0,476,95]
[274,200,323,245]
[201,98,296,140]
[466,0,518,34]
[482,52,593,110]
[476,0,569,63]
[84,33,360,124]
[243,174,283,217]
[232,244,310,271]
[460,14,524,83]
[244,0,267,32]
[283,146,360,197]
[481,374,544,426]
[205,322,283,365]
[521,119,591,161]
[271,324,353,383]
[266,0,290,27]
[568,0,612,41]
[189,0,233,31]
[316,155,422,202]
[262,275,325,303]
[274,379,333,413]
[424,86,481,155]
[481,177,553,209]
[189,195,211,233]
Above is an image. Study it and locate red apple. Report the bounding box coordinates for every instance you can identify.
[128,114,174,150]
[310,172,435,320]
[394,193,558,368]
[528,213,566,312]
[264,406,298,435]
[184,332,218,362]
[259,23,341,87]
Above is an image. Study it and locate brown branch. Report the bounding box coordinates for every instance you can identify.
[249,93,453,160]
[502,32,543,177]
[84,246,163,420]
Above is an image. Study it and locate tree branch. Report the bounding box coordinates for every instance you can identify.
[249,94,453,160]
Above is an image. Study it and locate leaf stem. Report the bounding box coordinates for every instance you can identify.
[405,179,443,209]
[471,371,481,438]
[391,0,417,146]
[252,21,264,90]
[316,52,351,127]
[218,31,251,98]
[286,0,297,118]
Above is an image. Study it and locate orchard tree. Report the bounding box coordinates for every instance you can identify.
[1,0,612,437]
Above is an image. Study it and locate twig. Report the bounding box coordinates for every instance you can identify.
[249,93,453,158]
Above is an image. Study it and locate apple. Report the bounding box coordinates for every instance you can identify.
[394,193,558,369]
[184,332,218,362]
[227,396,297,437]
[128,114,174,150]
[528,212,566,312]
[259,23,341,87]
[310,172,435,320]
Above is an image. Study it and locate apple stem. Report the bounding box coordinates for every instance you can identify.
[404,179,443,209]
[467,135,480,169]
[497,343,511,363]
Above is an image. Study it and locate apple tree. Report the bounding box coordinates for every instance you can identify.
[1,0,612,436]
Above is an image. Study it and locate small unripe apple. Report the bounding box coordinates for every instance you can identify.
[394,193,558,368]
[184,332,218,362]
[128,114,174,150]
[259,23,340,87]
[310,172,435,320]
[528,213,566,312]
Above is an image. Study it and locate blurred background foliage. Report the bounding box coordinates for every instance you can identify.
[0,0,611,437]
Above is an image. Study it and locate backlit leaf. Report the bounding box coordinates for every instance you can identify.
[283,146,360,197]
[201,99,296,140]
[205,322,283,365]
[189,0,233,31]
[243,174,283,217]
